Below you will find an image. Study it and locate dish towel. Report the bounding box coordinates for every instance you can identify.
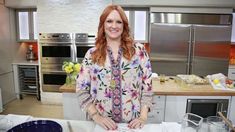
[0,114,33,131]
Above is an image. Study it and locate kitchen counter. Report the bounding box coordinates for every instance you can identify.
[152,78,235,96]
[60,79,235,96]
[0,114,184,132]
[12,60,39,65]
[0,114,95,132]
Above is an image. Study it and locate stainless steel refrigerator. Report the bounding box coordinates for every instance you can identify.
[150,13,232,76]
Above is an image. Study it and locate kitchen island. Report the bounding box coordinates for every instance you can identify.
[152,78,235,96]
[60,78,235,124]
[60,78,235,96]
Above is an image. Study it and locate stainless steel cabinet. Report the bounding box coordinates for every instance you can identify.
[18,65,40,100]
[13,64,40,100]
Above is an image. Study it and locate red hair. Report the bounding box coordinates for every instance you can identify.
[92,5,135,66]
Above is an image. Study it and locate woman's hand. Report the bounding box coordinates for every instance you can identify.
[128,117,146,129]
[92,114,117,130]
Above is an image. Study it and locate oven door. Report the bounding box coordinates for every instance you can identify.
[186,99,229,118]
[42,70,66,92]
[41,44,74,64]
[76,44,94,62]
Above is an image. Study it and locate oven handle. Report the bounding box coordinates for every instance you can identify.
[41,43,73,46]
[72,42,77,62]
[76,44,95,47]
[42,70,66,74]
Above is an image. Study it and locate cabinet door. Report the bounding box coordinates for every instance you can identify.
[148,95,166,123]
[18,11,30,40]
[0,72,15,105]
[148,109,164,123]
[153,95,166,109]
[62,93,87,120]
[228,68,235,80]
[229,96,235,124]
[165,96,187,122]
[16,9,37,42]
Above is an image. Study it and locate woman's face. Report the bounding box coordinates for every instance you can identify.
[104,10,123,41]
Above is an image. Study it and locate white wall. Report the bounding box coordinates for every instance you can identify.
[37,0,112,35]
[113,0,235,8]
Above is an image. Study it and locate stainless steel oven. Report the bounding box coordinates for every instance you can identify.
[186,99,229,118]
[39,33,94,92]
[41,64,66,92]
[75,33,95,62]
[39,33,75,64]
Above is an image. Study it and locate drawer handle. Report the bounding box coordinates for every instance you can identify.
[232,72,235,74]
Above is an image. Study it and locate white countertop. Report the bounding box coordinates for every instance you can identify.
[12,60,39,65]
[0,114,178,132]
[0,114,95,132]
[0,114,213,132]
[35,117,95,132]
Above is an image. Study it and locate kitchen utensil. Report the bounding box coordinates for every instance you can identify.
[181,113,203,132]
[7,120,62,132]
[218,112,235,131]
[207,116,229,132]
[67,121,74,132]
[26,45,36,62]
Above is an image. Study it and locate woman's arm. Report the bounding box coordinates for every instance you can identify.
[128,43,153,129]
[76,50,94,111]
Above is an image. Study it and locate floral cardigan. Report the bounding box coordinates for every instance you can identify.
[76,43,153,123]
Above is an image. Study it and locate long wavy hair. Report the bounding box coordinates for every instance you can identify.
[91,5,135,66]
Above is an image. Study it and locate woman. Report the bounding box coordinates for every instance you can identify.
[76,5,153,130]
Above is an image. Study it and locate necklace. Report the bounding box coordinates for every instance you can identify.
[107,46,122,90]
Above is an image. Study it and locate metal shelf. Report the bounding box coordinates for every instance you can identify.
[18,65,40,100]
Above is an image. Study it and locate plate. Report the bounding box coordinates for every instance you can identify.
[7,120,62,132]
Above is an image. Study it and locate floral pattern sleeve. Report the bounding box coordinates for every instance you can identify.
[137,44,153,110]
[76,48,94,111]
